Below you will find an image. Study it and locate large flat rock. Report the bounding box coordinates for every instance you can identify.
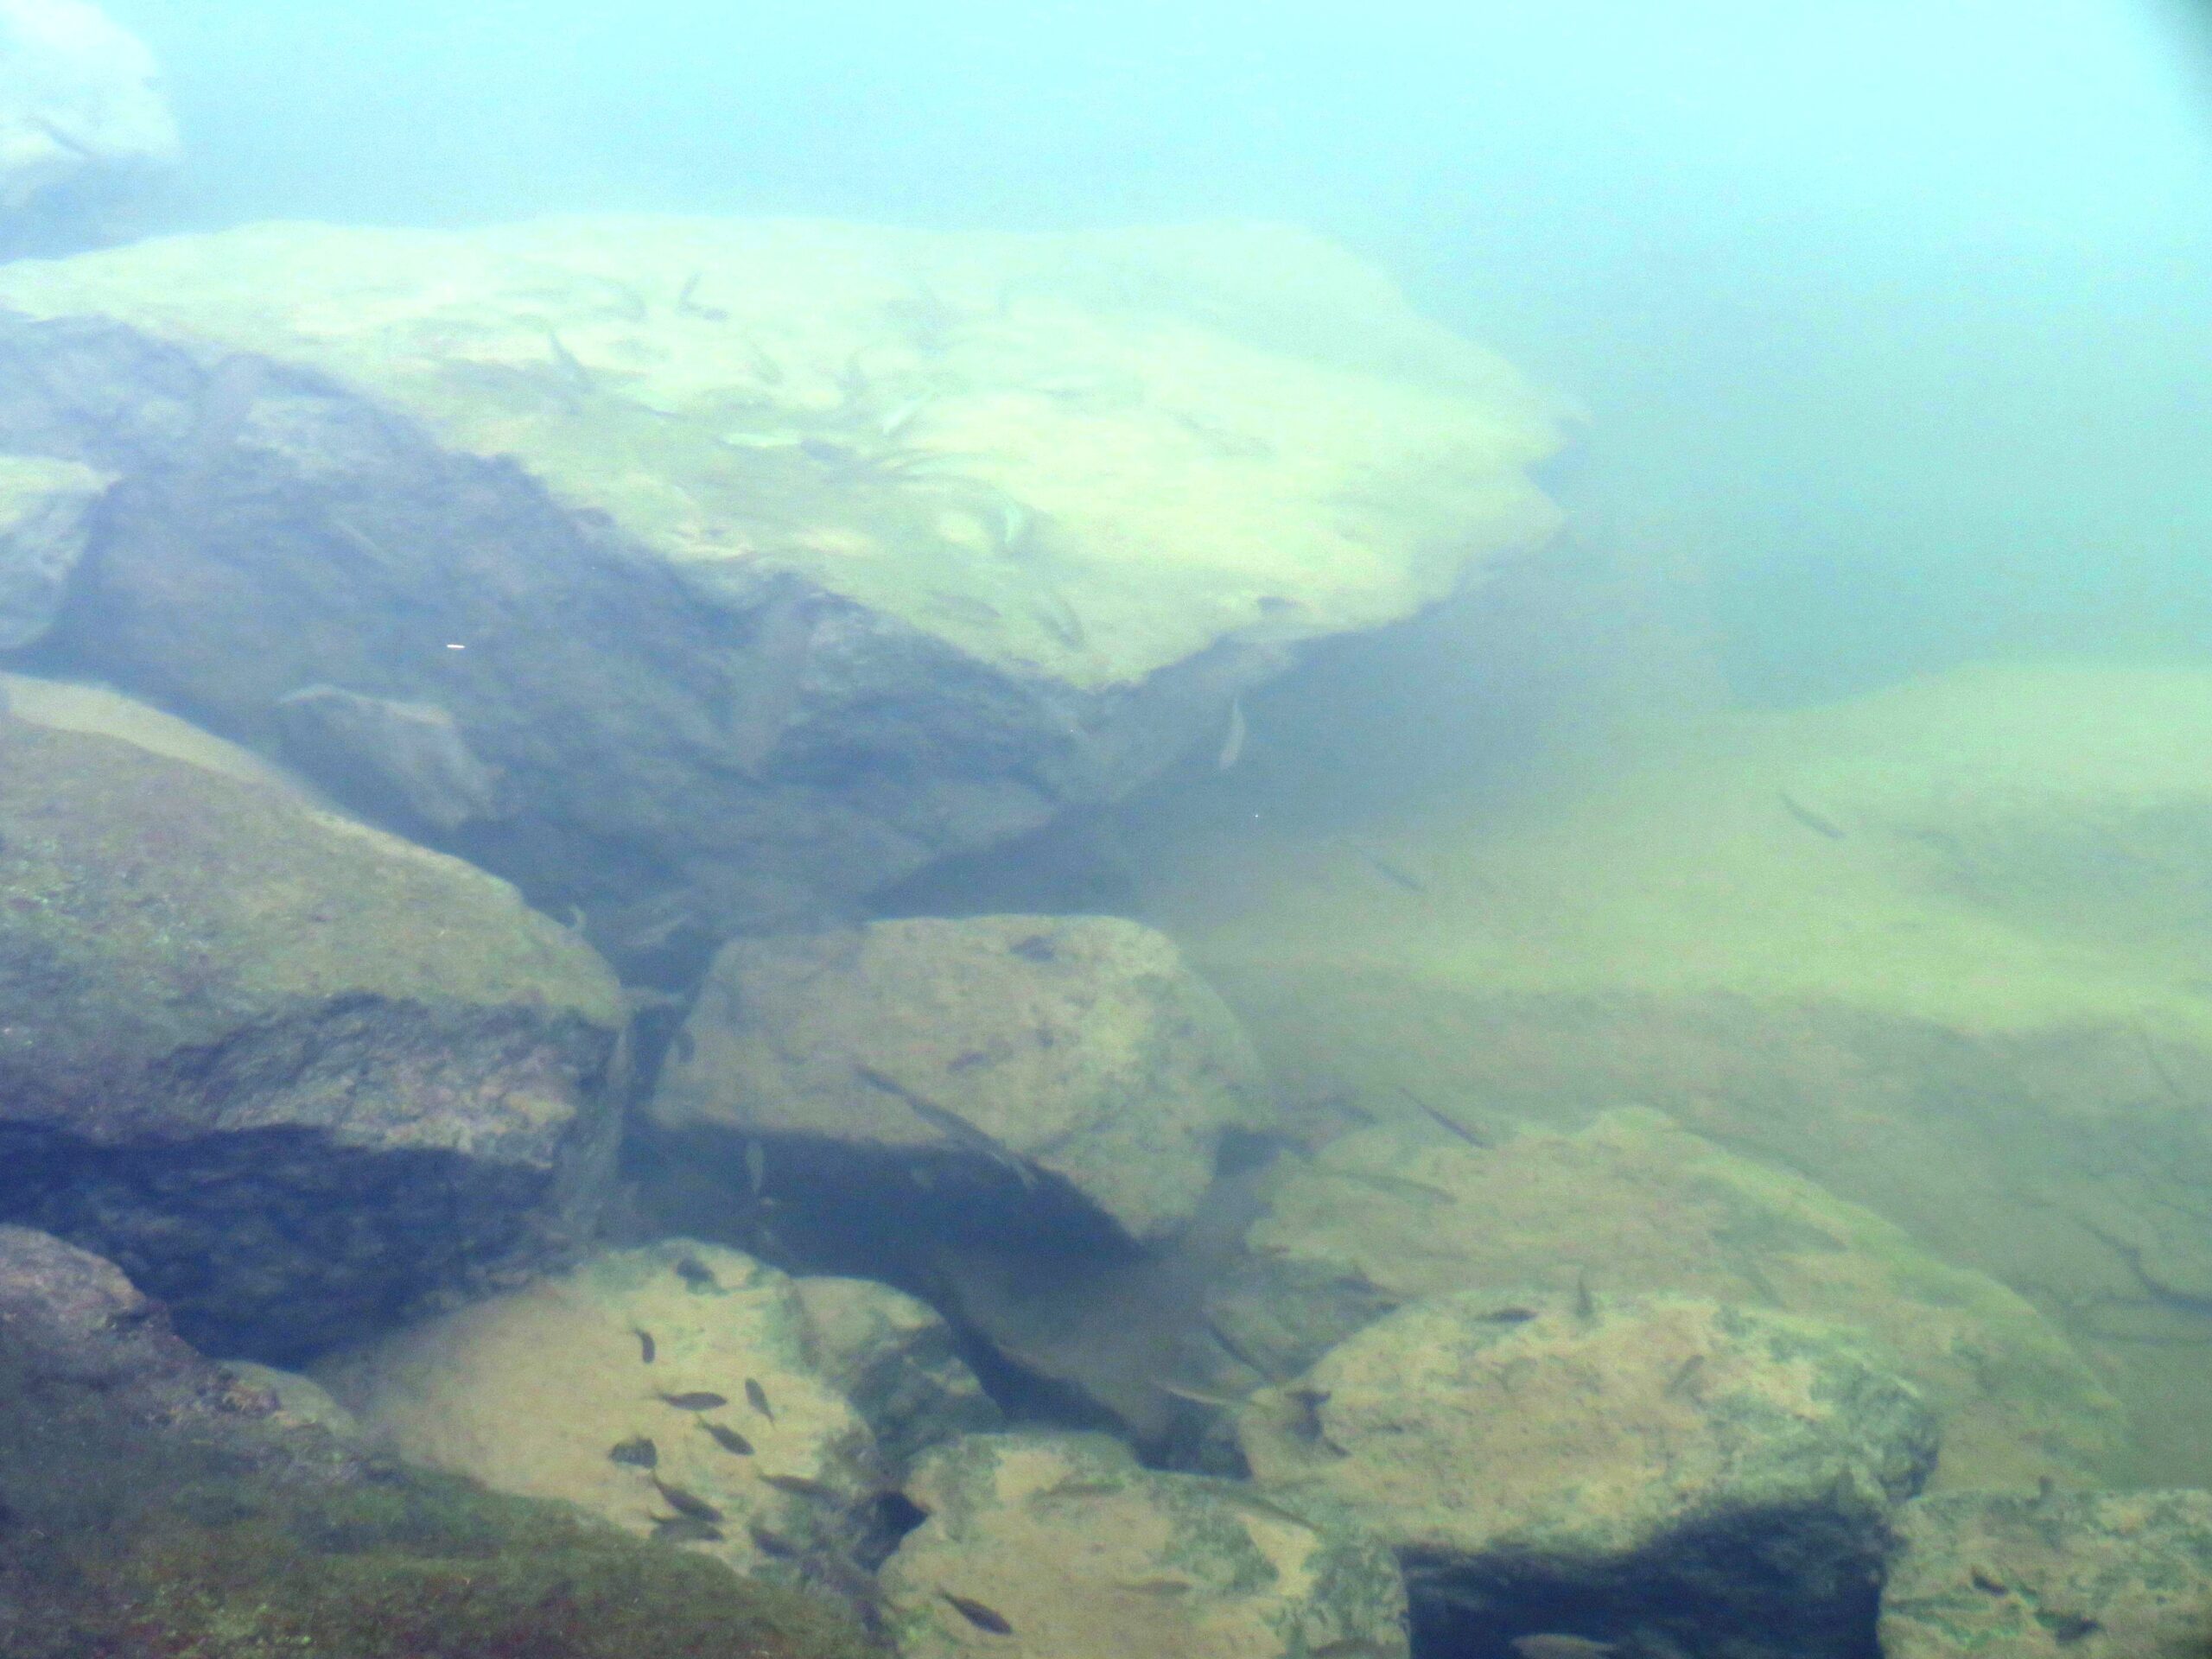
[1139,661,2212,1484]
[0,674,626,1360]
[0,217,1563,941]
[1205,1109,2122,1489]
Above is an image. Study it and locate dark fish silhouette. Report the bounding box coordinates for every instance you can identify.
[699,1420,754,1456]
[940,1592,1014,1635]
[607,1435,658,1469]
[652,1513,724,1543]
[657,1390,728,1411]
[632,1325,656,1363]
[745,1377,775,1421]
[651,1476,724,1522]
[760,1472,836,1500]
[672,1255,719,1291]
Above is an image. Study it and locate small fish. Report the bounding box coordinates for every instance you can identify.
[747,1521,800,1557]
[877,394,933,439]
[1574,1272,1597,1321]
[652,1477,724,1522]
[1663,1354,1707,1400]
[672,1255,719,1292]
[940,1592,1014,1636]
[656,1391,729,1411]
[996,499,1033,556]
[1397,1084,1493,1148]
[543,328,596,394]
[745,1377,775,1421]
[1331,1166,1458,1205]
[759,1472,836,1500]
[674,270,729,322]
[699,1420,754,1456]
[1037,1478,1122,1501]
[1338,837,1428,893]
[744,1139,767,1198]
[1030,588,1088,650]
[1478,1306,1541,1325]
[1008,933,1057,963]
[607,1435,658,1469]
[1511,1637,1618,1659]
[1157,1380,1245,1409]
[1214,1487,1322,1533]
[652,1513,725,1543]
[1777,789,1847,841]
[631,1326,657,1364]
[1216,696,1247,771]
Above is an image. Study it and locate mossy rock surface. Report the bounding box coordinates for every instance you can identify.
[1138,661,2212,1484]
[880,1430,1408,1659]
[0,677,624,1359]
[0,218,1560,936]
[1206,1109,2122,1489]
[1880,1488,2212,1658]
[1234,1290,1933,1659]
[0,1226,876,1659]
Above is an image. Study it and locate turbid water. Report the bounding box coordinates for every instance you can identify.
[6,3,2212,1656]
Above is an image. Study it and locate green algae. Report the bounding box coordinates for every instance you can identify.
[0,709,620,1056]
[0,1348,876,1659]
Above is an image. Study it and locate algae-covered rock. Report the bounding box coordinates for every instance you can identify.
[1880,1488,2212,1659]
[0,677,625,1360]
[318,1241,906,1594]
[1141,661,2212,1484]
[0,215,1562,937]
[650,914,1274,1247]
[0,1227,874,1659]
[1204,1109,2121,1489]
[1234,1289,1935,1659]
[880,1430,1408,1659]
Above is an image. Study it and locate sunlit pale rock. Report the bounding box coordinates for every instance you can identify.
[0,217,1563,943]
[649,914,1274,1248]
[879,1430,1408,1659]
[1234,1290,1936,1659]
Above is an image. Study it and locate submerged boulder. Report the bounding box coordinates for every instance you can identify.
[1202,1109,2122,1489]
[1234,1288,1936,1659]
[879,1430,1408,1659]
[0,215,1563,947]
[1141,660,2212,1485]
[649,914,1274,1249]
[0,676,626,1361]
[1880,1488,2212,1659]
[317,1240,992,1597]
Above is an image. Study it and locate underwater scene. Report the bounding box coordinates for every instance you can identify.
[3,0,2212,1654]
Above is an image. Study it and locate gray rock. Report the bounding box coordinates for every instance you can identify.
[0,218,1562,946]
[1234,1289,1937,1659]
[1200,1110,2121,1490]
[0,0,178,256]
[273,683,502,831]
[0,453,103,646]
[791,1274,1002,1476]
[1880,1488,2212,1659]
[649,914,1275,1248]
[880,1430,1409,1659]
[317,1241,893,1599]
[0,683,626,1361]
